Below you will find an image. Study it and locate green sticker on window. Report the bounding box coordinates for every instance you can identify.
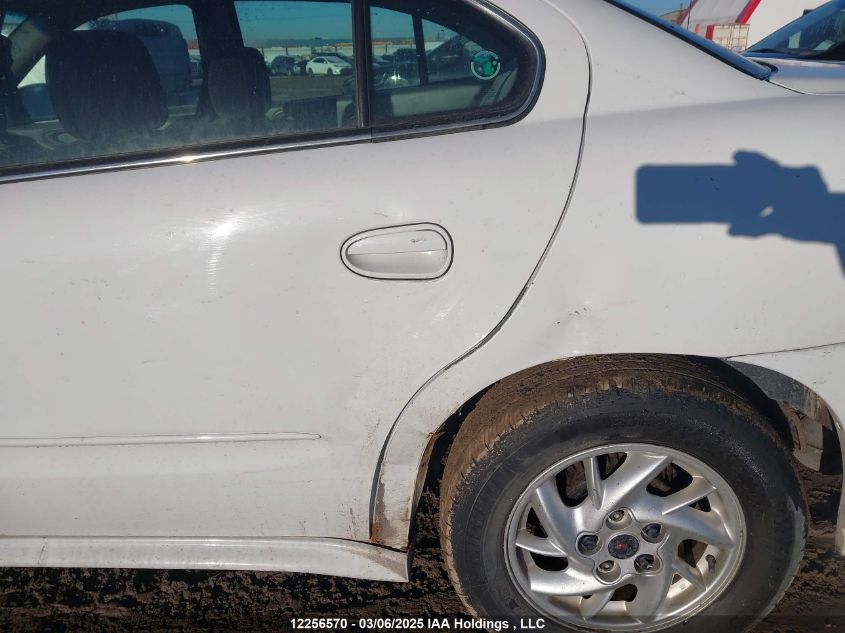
[470,50,501,81]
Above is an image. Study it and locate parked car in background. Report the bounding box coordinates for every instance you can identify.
[306,54,352,75]
[269,54,297,75]
[745,0,845,93]
[291,58,308,75]
[1,0,844,631]
[322,51,354,65]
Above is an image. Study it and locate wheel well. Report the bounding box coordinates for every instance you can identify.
[415,354,841,529]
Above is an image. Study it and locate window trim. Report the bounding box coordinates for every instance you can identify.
[0,0,545,185]
[602,0,771,80]
[366,0,544,132]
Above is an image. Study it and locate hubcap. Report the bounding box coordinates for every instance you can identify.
[505,444,746,631]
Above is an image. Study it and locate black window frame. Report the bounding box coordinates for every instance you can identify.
[0,0,545,183]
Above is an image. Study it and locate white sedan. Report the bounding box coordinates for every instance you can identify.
[305,54,352,76]
[1,0,844,631]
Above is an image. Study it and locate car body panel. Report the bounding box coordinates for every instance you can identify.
[0,534,410,580]
[749,56,845,94]
[0,0,588,544]
[374,0,845,548]
[2,0,844,579]
[727,342,845,554]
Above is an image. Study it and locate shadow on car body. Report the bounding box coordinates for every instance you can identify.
[637,151,845,273]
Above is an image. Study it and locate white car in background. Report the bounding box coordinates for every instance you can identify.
[0,0,844,631]
[305,54,352,76]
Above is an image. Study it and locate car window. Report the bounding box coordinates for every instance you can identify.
[234,0,357,132]
[0,0,538,177]
[748,0,845,60]
[15,5,201,117]
[368,0,539,125]
[1,10,24,36]
[84,6,202,113]
[0,0,360,174]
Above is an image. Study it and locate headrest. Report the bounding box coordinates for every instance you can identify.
[46,30,166,142]
[208,47,270,124]
[0,35,11,70]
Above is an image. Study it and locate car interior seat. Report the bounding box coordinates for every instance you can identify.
[45,30,167,156]
[207,46,271,137]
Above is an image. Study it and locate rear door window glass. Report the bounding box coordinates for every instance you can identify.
[234,0,358,135]
[369,0,538,125]
[1,0,359,174]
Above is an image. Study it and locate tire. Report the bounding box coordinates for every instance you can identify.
[440,356,806,633]
[307,68,314,77]
[327,68,334,76]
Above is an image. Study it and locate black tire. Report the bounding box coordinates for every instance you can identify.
[440,356,806,633]
[327,68,334,76]
[307,68,314,77]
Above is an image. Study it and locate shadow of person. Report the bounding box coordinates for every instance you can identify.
[637,151,845,274]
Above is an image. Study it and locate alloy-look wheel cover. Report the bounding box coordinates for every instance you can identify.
[505,443,746,631]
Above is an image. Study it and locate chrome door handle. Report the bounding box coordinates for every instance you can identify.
[341,224,453,280]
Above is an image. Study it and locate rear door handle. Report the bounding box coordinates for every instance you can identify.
[341,224,453,280]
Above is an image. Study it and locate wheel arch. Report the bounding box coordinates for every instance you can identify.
[372,353,842,550]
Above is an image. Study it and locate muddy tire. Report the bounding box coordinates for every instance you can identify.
[440,356,806,632]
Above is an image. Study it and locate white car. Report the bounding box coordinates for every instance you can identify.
[1,0,844,631]
[305,54,352,76]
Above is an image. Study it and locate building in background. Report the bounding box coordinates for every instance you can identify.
[669,0,826,50]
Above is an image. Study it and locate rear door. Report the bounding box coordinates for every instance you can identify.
[0,0,589,542]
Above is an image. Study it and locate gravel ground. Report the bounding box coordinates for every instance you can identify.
[0,466,841,633]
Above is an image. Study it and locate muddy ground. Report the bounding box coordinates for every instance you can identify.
[1,466,842,633]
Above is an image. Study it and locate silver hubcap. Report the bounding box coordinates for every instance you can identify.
[505,444,746,631]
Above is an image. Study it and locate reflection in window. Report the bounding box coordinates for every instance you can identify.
[1,0,359,172]
[234,0,358,133]
[369,1,531,124]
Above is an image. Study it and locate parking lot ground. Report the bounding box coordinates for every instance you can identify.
[0,466,842,632]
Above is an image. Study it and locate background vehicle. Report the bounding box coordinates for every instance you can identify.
[306,54,351,75]
[269,54,297,75]
[747,0,845,59]
[0,0,843,632]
